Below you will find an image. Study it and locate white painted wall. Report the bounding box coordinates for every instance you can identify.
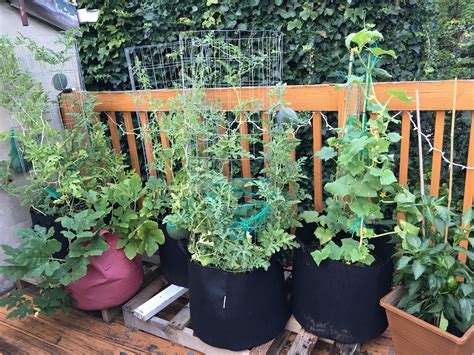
[0,0,78,293]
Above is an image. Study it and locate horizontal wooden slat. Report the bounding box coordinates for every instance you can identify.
[87,80,473,112]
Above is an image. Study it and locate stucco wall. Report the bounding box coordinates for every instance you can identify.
[0,0,72,293]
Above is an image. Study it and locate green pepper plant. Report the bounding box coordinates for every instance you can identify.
[392,187,474,335]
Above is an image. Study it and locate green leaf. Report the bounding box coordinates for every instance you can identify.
[315,227,334,245]
[299,210,319,224]
[384,90,414,102]
[387,132,401,143]
[372,68,392,79]
[324,175,352,196]
[439,312,449,331]
[459,298,472,323]
[370,48,396,58]
[397,256,412,270]
[316,146,337,161]
[380,170,397,185]
[412,260,426,280]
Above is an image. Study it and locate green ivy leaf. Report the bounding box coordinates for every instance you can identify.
[315,227,334,245]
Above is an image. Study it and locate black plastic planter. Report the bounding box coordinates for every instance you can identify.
[158,224,189,287]
[291,236,393,344]
[188,258,290,351]
[30,209,69,259]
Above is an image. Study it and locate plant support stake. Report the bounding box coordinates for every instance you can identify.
[445,78,458,243]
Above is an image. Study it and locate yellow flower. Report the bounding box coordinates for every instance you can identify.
[379,191,387,198]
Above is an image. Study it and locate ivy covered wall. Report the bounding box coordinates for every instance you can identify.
[77,0,441,91]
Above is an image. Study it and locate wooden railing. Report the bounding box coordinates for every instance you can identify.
[63,80,474,252]
[82,80,473,207]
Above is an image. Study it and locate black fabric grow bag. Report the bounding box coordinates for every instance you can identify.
[30,209,68,259]
[158,224,189,287]
[188,258,290,351]
[295,221,317,245]
[291,235,393,343]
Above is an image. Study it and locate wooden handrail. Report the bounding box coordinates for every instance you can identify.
[90,80,473,112]
[60,80,474,223]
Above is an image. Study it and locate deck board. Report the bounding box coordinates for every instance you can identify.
[0,297,198,354]
[1,293,393,354]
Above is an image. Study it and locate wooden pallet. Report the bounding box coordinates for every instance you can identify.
[122,273,361,355]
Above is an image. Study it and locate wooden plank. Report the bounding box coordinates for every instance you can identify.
[398,111,411,185]
[123,275,168,312]
[168,303,191,330]
[123,111,141,176]
[430,111,445,197]
[287,330,318,355]
[337,87,346,130]
[312,112,323,212]
[460,111,474,263]
[0,323,66,355]
[262,112,271,170]
[333,342,361,355]
[267,330,292,355]
[133,284,188,321]
[156,112,173,184]
[249,338,274,354]
[123,309,250,355]
[100,306,122,323]
[397,111,411,222]
[139,111,157,177]
[286,315,303,333]
[218,118,230,178]
[106,111,121,154]
[89,81,474,113]
[239,113,252,202]
[0,295,192,354]
[0,311,132,354]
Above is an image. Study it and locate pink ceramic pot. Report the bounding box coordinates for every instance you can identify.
[66,231,143,310]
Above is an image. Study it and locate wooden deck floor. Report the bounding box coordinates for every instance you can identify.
[0,294,394,354]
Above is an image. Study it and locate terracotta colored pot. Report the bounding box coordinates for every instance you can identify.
[380,286,474,355]
[66,231,144,310]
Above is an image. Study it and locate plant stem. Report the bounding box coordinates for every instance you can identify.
[444,78,458,243]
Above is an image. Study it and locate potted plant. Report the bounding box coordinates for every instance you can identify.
[0,33,122,258]
[291,27,413,343]
[0,172,166,315]
[180,124,304,350]
[380,189,473,354]
[156,33,306,350]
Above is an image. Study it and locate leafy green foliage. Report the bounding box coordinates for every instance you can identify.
[0,34,125,216]
[77,1,435,90]
[394,190,474,335]
[308,27,402,266]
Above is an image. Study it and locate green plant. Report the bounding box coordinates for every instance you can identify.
[0,34,124,217]
[135,34,307,272]
[303,27,413,266]
[393,188,474,335]
[0,172,168,318]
